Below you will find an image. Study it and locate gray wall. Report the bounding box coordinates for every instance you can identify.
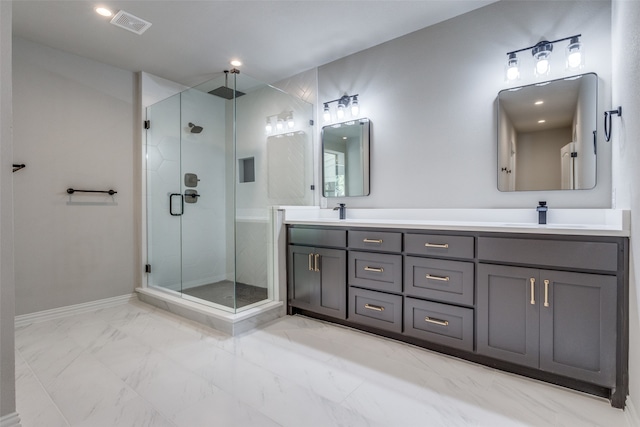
[0,1,15,421]
[318,0,612,208]
[612,0,640,413]
[12,38,137,315]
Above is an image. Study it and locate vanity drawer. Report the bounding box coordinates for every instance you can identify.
[348,230,402,253]
[477,237,618,272]
[349,288,402,333]
[405,233,474,260]
[405,257,474,306]
[349,251,402,293]
[404,298,473,352]
[289,227,346,248]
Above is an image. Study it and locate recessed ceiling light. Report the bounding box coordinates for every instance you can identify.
[95,7,113,17]
[534,100,544,105]
[538,119,546,123]
[230,60,242,67]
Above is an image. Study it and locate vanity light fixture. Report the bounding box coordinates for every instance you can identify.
[265,111,296,136]
[505,34,583,81]
[322,94,360,123]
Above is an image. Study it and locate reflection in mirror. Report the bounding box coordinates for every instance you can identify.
[322,119,370,197]
[498,73,597,192]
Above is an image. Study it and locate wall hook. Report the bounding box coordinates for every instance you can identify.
[12,164,26,173]
[604,106,622,142]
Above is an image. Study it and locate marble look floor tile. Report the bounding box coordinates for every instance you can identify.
[72,396,177,427]
[15,352,70,427]
[45,352,140,425]
[171,388,283,427]
[15,304,630,427]
[108,348,220,420]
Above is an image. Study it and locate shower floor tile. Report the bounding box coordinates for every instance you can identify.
[15,299,632,427]
[181,280,268,308]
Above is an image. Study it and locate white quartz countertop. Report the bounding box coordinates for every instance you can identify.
[280,207,630,237]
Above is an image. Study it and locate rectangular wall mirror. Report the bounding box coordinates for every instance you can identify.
[322,118,370,197]
[497,73,597,192]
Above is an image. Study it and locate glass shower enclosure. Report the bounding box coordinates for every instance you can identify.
[145,70,313,313]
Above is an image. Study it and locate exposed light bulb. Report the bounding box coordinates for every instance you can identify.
[532,41,553,77]
[505,53,519,81]
[276,120,284,132]
[566,37,583,69]
[265,118,273,135]
[535,58,550,76]
[287,116,295,129]
[351,96,359,116]
[336,103,345,119]
[323,103,331,123]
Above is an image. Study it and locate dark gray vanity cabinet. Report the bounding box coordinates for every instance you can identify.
[287,225,628,407]
[288,228,347,319]
[347,231,404,333]
[477,237,620,388]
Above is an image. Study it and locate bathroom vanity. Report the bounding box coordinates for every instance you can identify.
[284,208,629,408]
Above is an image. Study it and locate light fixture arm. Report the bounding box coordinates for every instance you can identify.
[324,94,359,107]
[506,34,581,56]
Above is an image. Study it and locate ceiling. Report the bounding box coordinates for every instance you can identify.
[12,0,496,87]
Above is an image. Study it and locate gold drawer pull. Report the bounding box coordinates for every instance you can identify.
[544,279,550,307]
[363,238,383,244]
[364,266,384,273]
[308,253,313,271]
[530,277,536,305]
[424,242,449,249]
[314,254,320,272]
[364,303,385,312]
[425,317,449,326]
[426,274,450,282]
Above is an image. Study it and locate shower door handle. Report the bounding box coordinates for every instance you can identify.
[169,193,184,216]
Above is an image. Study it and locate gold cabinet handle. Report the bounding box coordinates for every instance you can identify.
[426,274,450,282]
[544,279,550,307]
[308,253,313,271]
[425,242,449,249]
[363,238,383,244]
[314,254,320,272]
[364,303,385,312]
[364,266,384,273]
[530,277,536,305]
[425,317,449,326]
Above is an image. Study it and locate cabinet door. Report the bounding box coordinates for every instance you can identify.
[316,247,347,319]
[477,264,540,368]
[288,245,346,319]
[539,270,617,387]
[288,245,317,309]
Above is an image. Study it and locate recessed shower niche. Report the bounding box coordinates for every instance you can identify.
[144,70,314,313]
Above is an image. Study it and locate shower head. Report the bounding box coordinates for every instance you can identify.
[208,70,245,100]
[188,122,203,134]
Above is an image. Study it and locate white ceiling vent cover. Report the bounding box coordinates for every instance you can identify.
[109,10,152,35]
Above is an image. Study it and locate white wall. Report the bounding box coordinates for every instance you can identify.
[12,38,137,315]
[516,127,572,191]
[612,0,640,413]
[0,0,16,421]
[318,0,612,209]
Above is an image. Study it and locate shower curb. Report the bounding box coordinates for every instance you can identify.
[136,287,284,336]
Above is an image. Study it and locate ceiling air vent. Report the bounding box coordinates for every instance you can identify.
[109,10,152,35]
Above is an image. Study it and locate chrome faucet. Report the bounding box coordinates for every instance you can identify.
[333,203,346,220]
[537,201,548,225]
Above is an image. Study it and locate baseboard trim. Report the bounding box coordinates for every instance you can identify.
[0,412,21,427]
[626,398,640,426]
[15,293,136,327]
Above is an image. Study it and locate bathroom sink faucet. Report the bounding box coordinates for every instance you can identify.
[334,203,346,220]
[537,201,548,225]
